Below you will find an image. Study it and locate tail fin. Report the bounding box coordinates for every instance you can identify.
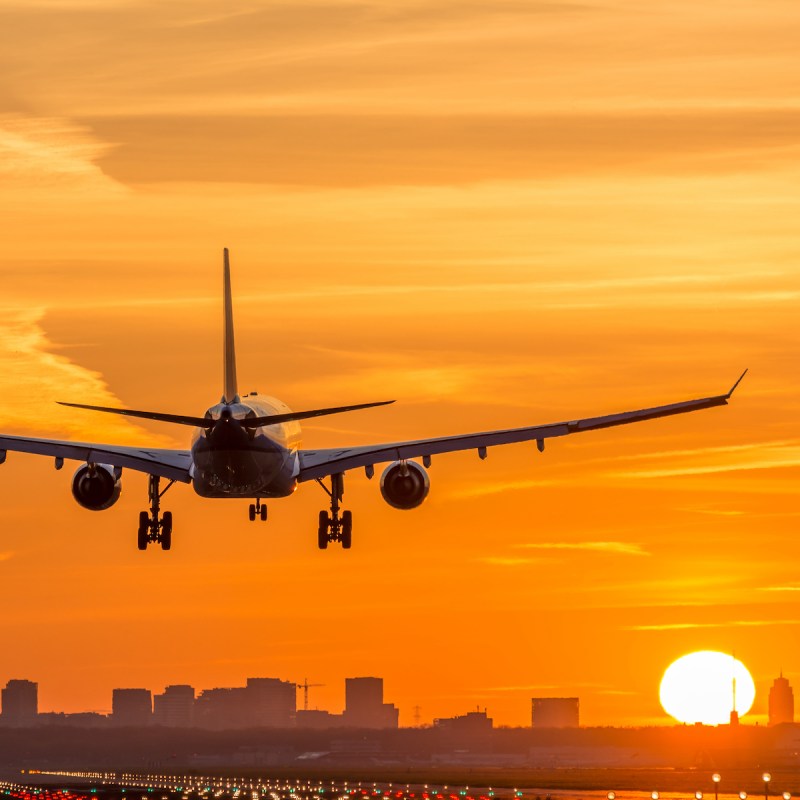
[223,248,239,404]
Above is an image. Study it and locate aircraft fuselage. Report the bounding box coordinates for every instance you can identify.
[191,396,300,498]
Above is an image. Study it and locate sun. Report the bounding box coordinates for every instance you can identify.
[659,650,756,725]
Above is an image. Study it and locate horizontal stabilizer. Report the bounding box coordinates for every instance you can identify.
[57,399,395,429]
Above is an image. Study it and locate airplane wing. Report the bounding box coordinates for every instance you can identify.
[0,434,193,482]
[297,372,746,482]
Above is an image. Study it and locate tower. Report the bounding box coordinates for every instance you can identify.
[1,680,38,727]
[768,672,794,726]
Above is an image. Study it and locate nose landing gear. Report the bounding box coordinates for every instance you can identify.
[137,474,175,551]
[316,472,352,549]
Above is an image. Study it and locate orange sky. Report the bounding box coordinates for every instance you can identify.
[1,0,800,727]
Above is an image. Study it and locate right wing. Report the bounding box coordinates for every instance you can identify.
[0,434,193,482]
[298,371,747,482]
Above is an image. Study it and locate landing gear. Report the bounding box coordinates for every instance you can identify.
[137,474,175,551]
[315,473,353,549]
[248,498,268,522]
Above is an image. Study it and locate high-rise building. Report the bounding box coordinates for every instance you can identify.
[343,677,399,729]
[245,678,296,727]
[153,685,195,727]
[531,697,579,728]
[1,679,38,727]
[769,673,794,726]
[194,687,249,729]
[111,688,152,726]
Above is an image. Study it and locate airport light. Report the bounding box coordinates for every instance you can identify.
[697,793,703,800]
[712,774,722,800]
[783,794,791,800]
[652,793,659,800]
[740,793,748,800]
[763,774,771,800]
[607,793,615,800]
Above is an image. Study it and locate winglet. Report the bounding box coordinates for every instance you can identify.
[726,369,748,399]
[223,248,239,404]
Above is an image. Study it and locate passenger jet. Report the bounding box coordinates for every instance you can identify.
[0,251,745,551]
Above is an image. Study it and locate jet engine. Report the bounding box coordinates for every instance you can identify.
[380,460,430,510]
[71,463,122,511]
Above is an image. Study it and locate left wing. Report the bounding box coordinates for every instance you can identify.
[298,371,746,482]
[0,434,193,482]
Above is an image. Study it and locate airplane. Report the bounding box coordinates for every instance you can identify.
[0,250,746,552]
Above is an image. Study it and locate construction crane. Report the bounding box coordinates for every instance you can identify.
[296,678,325,711]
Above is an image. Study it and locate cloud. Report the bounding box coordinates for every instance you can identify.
[517,541,650,556]
[0,552,14,562]
[608,440,800,480]
[480,556,543,567]
[0,114,122,191]
[627,619,800,631]
[0,308,171,444]
[758,586,800,593]
[85,109,800,187]
[450,479,555,500]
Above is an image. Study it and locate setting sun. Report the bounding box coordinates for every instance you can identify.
[660,651,755,725]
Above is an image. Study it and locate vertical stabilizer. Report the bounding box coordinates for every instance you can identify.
[223,248,239,404]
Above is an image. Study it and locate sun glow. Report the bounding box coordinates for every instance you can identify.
[659,651,755,725]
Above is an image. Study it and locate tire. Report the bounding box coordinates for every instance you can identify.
[161,511,173,551]
[341,510,352,550]
[248,504,256,521]
[318,511,330,550]
[137,512,149,551]
[260,504,268,521]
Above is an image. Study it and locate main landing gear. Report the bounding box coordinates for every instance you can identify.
[316,472,352,550]
[248,498,268,522]
[137,474,175,551]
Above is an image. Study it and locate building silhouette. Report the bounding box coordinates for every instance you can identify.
[1,679,38,727]
[153,685,195,727]
[194,687,248,729]
[111,688,152,726]
[768,672,794,726]
[434,709,493,750]
[246,678,296,727]
[343,677,399,728]
[531,697,579,728]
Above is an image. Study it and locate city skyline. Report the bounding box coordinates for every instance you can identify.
[0,669,794,729]
[2,0,800,728]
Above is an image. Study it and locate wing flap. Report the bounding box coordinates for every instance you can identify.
[0,434,193,482]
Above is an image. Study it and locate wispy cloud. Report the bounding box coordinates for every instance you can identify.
[0,114,122,191]
[608,440,800,480]
[627,619,800,631]
[450,479,555,500]
[0,308,171,444]
[517,541,650,556]
[0,552,14,562]
[758,586,800,593]
[480,556,543,567]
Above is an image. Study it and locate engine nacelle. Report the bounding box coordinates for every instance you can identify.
[71,463,121,511]
[380,460,430,510]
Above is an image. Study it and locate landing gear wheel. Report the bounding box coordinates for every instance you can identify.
[249,504,256,522]
[160,511,173,551]
[137,511,149,551]
[260,504,267,521]
[341,510,352,549]
[318,511,330,549]
[137,474,176,552]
